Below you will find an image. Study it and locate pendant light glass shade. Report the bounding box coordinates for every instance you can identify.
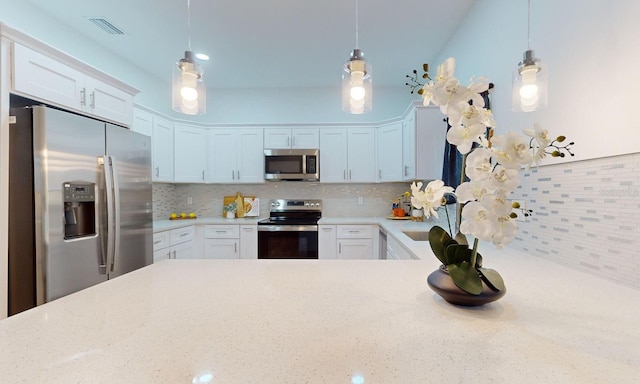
[173,50,206,115]
[342,48,372,114]
[512,49,546,112]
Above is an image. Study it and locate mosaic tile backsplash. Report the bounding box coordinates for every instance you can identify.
[510,152,640,290]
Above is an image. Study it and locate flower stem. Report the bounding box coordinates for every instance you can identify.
[456,153,467,232]
[470,238,479,268]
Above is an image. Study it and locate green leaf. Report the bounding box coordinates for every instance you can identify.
[478,268,506,292]
[428,226,452,265]
[454,231,468,246]
[444,244,471,265]
[448,262,483,295]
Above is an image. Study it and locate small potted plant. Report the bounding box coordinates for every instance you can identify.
[224,202,237,219]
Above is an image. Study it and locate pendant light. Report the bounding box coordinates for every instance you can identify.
[172,0,206,115]
[342,0,372,114]
[512,0,547,112]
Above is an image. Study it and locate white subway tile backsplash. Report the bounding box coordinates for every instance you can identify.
[510,152,640,290]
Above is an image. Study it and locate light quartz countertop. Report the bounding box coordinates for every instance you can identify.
[1,255,639,383]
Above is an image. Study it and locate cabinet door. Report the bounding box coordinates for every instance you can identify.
[347,128,376,182]
[84,76,134,126]
[319,128,348,183]
[12,43,84,111]
[172,241,194,259]
[264,128,291,149]
[377,122,403,182]
[236,129,265,183]
[174,124,207,183]
[152,117,174,182]
[207,129,237,183]
[292,128,319,149]
[132,108,153,136]
[318,225,337,259]
[402,112,416,180]
[204,239,240,259]
[415,107,447,180]
[337,239,373,259]
[239,225,258,259]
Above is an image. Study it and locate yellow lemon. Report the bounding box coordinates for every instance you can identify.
[189,212,196,218]
[170,213,177,219]
[180,212,187,218]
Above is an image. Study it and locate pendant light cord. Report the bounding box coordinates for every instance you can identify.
[187,0,192,51]
[527,0,531,50]
[355,0,359,49]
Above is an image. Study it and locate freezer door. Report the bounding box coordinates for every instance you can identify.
[32,106,108,303]
[105,124,153,278]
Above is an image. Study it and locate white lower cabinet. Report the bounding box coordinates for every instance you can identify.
[335,225,379,260]
[386,234,412,260]
[153,226,195,262]
[203,224,258,259]
[318,225,337,259]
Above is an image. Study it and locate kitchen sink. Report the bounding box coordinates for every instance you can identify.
[402,231,430,241]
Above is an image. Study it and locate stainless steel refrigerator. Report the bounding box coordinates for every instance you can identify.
[8,105,153,316]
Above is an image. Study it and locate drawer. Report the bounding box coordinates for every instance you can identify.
[205,225,240,239]
[170,226,194,245]
[153,231,171,250]
[337,225,373,239]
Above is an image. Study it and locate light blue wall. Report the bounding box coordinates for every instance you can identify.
[430,0,640,162]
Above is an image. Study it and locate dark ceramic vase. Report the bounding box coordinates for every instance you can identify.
[427,265,506,306]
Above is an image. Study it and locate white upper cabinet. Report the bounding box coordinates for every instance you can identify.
[12,42,134,126]
[152,116,174,182]
[415,106,447,181]
[207,128,264,183]
[320,127,376,183]
[132,108,153,136]
[264,127,319,149]
[402,112,416,180]
[377,122,403,182]
[174,124,207,183]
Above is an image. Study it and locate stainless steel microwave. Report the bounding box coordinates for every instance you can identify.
[264,149,319,181]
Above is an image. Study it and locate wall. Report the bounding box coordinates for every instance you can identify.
[428,0,640,289]
[153,182,413,220]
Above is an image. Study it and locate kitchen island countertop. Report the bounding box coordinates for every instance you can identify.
[1,254,639,383]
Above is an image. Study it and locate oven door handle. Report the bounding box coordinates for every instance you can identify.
[258,225,318,232]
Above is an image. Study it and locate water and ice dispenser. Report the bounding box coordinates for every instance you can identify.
[63,182,96,240]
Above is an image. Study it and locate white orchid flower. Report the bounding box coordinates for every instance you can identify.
[465,147,493,181]
[487,165,520,194]
[446,122,486,155]
[478,194,518,248]
[459,201,495,241]
[491,131,533,169]
[523,122,550,165]
[409,180,453,219]
[455,180,490,204]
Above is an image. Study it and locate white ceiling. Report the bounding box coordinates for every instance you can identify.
[22,0,476,90]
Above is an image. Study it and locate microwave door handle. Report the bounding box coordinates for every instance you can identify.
[109,156,121,273]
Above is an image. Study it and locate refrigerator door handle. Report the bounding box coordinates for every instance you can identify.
[100,156,115,274]
[109,156,121,273]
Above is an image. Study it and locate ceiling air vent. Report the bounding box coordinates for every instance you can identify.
[88,18,125,35]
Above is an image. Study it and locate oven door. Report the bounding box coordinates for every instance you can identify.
[258,225,318,259]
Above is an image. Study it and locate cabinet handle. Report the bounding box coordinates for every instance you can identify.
[172,250,176,259]
[90,91,95,109]
[339,243,342,253]
[292,136,296,147]
[153,240,161,245]
[215,230,226,233]
[404,165,409,176]
[232,170,235,180]
[155,167,160,177]
[343,170,346,180]
[349,170,352,180]
[237,170,240,180]
[179,233,189,237]
[80,88,86,106]
[288,137,291,147]
[202,170,205,180]
[234,243,238,253]
[348,230,360,233]
[379,169,382,178]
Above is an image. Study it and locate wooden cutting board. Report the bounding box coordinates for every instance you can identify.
[222,193,255,218]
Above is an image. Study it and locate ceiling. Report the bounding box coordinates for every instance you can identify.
[22,0,476,90]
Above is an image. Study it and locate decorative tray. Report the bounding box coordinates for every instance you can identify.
[169,216,197,220]
[385,216,411,220]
